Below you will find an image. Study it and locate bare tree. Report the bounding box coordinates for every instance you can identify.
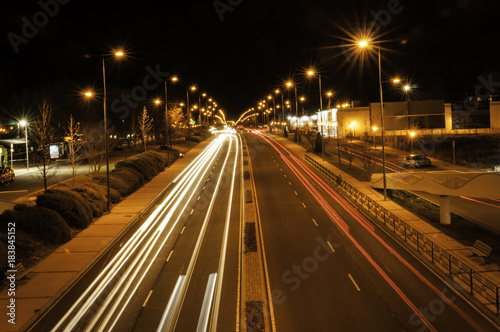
[340,141,356,169]
[358,146,380,181]
[65,114,83,186]
[81,125,105,174]
[165,106,184,149]
[138,106,154,151]
[32,99,57,190]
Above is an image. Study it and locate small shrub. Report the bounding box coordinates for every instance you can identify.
[92,173,130,197]
[36,189,92,229]
[116,165,145,185]
[116,158,156,181]
[111,168,141,194]
[72,184,107,217]
[0,204,71,244]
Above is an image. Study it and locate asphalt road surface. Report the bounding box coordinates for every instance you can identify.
[27,134,242,332]
[247,132,498,331]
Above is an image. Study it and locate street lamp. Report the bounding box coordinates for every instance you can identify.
[409,131,415,151]
[372,126,378,148]
[358,38,388,200]
[101,50,124,211]
[326,91,333,109]
[307,69,325,160]
[186,85,196,150]
[286,81,299,143]
[19,120,29,171]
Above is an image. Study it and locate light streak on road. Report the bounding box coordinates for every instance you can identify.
[166,134,240,332]
[460,196,500,209]
[254,132,485,331]
[337,146,409,173]
[156,275,186,332]
[210,133,240,331]
[197,273,217,332]
[51,135,232,331]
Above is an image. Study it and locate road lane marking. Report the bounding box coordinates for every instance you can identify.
[294,191,298,195]
[180,226,186,234]
[142,290,153,307]
[348,274,361,291]
[190,209,194,215]
[326,241,335,252]
[166,250,174,262]
[312,219,318,226]
[288,181,292,185]
[284,174,287,178]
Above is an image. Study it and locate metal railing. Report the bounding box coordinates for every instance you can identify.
[304,154,500,315]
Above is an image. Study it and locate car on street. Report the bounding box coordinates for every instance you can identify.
[0,166,15,185]
[403,154,432,168]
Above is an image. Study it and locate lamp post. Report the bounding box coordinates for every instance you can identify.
[100,50,124,211]
[358,40,388,200]
[307,70,325,160]
[326,91,333,109]
[186,85,196,150]
[19,120,29,171]
[286,81,299,143]
[409,131,415,151]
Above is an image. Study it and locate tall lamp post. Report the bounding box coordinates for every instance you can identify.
[101,50,124,211]
[186,85,196,150]
[19,120,29,171]
[286,81,299,143]
[307,69,325,160]
[358,40,388,200]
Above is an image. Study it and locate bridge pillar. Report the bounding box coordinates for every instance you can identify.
[439,195,451,225]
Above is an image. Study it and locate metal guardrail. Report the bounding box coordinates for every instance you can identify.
[304,154,500,315]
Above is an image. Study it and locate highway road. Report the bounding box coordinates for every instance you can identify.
[247,132,499,331]
[26,133,243,332]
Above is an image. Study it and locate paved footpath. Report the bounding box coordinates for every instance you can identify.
[268,133,500,321]
[0,138,214,332]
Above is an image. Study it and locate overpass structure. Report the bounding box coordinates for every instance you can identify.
[372,171,500,224]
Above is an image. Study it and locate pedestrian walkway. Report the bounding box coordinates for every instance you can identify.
[0,138,214,332]
[267,133,500,321]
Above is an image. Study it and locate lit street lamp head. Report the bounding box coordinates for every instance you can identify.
[358,40,368,48]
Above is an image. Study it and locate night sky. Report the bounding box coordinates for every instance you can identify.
[1,0,499,125]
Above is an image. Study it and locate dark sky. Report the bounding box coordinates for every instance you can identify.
[1,0,499,124]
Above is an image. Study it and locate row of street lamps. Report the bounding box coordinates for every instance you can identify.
[18,50,221,212]
[245,35,415,200]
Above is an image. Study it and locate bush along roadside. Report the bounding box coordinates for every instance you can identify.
[0,148,181,280]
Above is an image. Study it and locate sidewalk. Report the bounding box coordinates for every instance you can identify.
[268,133,500,319]
[0,138,214,331]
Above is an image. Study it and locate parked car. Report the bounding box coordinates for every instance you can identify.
[403,154,431,168]
[0,166,15,185]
